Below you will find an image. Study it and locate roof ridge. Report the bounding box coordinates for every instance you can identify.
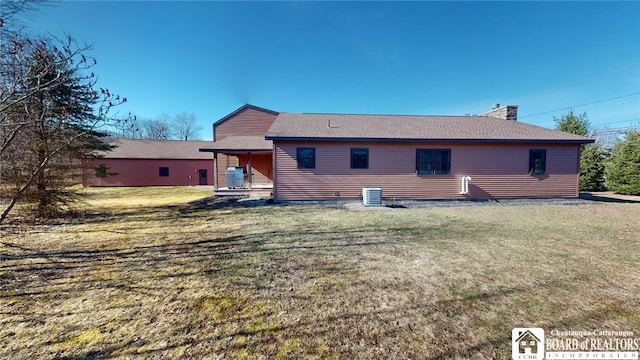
[292,112,484,118]
[266,112,595,143]
[112,138,212,143]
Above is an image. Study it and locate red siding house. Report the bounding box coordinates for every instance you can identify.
[85,139,214,187]
[200,105,278,189]
[203,104,594,201]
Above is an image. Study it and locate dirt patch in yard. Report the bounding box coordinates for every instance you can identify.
[344,197,596,210]
[580,191,640,203]
[187,195,272,210]
[187,194,630,212]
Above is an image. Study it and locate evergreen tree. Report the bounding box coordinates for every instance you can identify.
[579,143,607,191]
[554,110,590,136]
[554,111,606,191]
[605,130,640,195]
[1,36,124,222]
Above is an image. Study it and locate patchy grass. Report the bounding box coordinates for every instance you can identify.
[1,187,639,359]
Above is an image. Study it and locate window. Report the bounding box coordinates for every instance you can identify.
[95,164,107,178]
[351,148,369,169]
[297,147,315,169]
[529,149,546,175]
[159,167,169,177]
[416,149,451,175]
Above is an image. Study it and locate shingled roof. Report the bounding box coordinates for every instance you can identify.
[103,139,214,159]
[265,113,594,143]
[199,136,272,153]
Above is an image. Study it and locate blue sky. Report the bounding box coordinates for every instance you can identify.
[23,1,640,141]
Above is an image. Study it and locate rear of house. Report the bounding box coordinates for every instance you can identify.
[272,141,581,200]
[265,106,594,201]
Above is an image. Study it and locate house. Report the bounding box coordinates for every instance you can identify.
[515,329,541,354]
[85,139,214,187]
[202,104,594,201]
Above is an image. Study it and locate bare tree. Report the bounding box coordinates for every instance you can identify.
[592,126,625,151]
[109,112,141,139]
[0,1,44,36]
[116,112,202,141]
[174,112,201,140]
[140,113,173,140]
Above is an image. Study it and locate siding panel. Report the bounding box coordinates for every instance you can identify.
[215,108,278,141]
[85,159,214,187]
[274,141,580,200]
[238,153,273,185]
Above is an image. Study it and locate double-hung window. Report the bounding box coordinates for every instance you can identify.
[297,147,316,169]
[416,149,451,175]
[529,149,546,175]
[350,148,369,169]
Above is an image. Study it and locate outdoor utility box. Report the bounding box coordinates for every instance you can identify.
[362,187,382,206]
[225,167,244,189]
[234,166,245,188]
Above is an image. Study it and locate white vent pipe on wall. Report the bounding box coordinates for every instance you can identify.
[460,176,472,195]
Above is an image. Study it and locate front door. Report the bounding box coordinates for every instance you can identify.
[198,169,207,185]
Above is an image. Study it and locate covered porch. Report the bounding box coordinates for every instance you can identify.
[199,136,274,197]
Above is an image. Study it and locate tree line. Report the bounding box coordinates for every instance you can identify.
[110,112,203,141]
[555,111,640,195]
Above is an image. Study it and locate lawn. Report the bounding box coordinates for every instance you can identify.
[1,187,639,359]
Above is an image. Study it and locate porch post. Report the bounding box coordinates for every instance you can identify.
[247,152,253,189]
[213,152,218,189]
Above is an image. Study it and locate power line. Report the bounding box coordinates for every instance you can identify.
[592,125,640,135]
[511,62,640,104]
[595,125,638,131]
[593,118,640,126]
[519,92,640,119]
[592,118,640,129]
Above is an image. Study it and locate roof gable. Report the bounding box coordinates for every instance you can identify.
[515,330,541,343]
[265,112,594,144]
[213,104,279,128]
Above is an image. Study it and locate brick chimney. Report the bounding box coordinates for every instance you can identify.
[480,104,518,121]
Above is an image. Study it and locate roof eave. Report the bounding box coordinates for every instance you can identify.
[101,157,213,160]
[264,136,595,144]
[199,148,273,153]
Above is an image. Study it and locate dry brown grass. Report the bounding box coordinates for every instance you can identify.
[1,187,639,359]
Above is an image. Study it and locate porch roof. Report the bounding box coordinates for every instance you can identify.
[199,136,273,153]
